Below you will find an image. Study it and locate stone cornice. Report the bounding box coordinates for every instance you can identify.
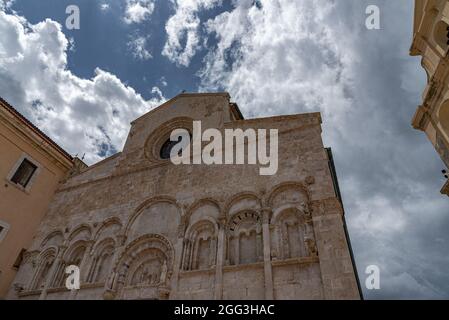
[0,98,74,170]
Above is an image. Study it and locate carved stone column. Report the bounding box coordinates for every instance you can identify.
[214,217,226,300]
[261,207,274,300]
[80,240,95,282]
[103,234,127,300]
[169,222,186,299]
[181,239,190,270]
[39,245,66,300]
[69,240,95,300]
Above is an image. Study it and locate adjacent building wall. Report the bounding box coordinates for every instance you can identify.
[410,0,449,195]
[0,98,74,297]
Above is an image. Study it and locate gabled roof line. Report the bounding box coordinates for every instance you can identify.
[0,96,73,161]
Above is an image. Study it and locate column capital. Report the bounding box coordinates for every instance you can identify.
[116,234,127,246]
[216,215,227,229]
[259,207,272,224]
[177,223,186,239]
[57,245,67,256]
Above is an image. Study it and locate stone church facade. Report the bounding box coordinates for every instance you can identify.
[7,93,361,300]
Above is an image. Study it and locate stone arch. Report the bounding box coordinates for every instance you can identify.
[87,237,115,283]
[224,192,262,219]
[30,247,57,290]
[267,181,310,209]
[226,210,262,266]
[144,117,194,162]
[40,230,64,250]
[185,198,221,227]
[53,240,88,288]
[93,217,122,242]
[182,219,218,271]
[271,207,311,260]
[113,234,174,297]
[125,196,181,242]
[433,19,449,51]
[68,224,92,243]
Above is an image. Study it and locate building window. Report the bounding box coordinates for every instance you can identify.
[10,158,37,188]
[159,131,191,160]
[0,221,10,243]
[160,138,181,160]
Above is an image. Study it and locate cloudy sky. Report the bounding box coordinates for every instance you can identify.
[1,0,449,299]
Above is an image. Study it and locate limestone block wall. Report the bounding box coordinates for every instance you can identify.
[7,94,360,300]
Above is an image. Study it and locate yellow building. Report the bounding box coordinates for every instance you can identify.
[410,0,449,196]
[0,97,82,298]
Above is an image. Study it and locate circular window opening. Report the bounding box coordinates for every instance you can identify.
[159,131,191,160]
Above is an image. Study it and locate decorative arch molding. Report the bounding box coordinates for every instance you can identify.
[266,181,310,208]
[226,209,263,266]
[433,19,449,51]
[30,246,58,290]
[52,240,89,288]
[271,203,311,225]
[113,234,174,295]
[185,216,219,236]
[144,116,194,163]
[271,206,317,261]
[224,192,262,218]
[63,239,89,261]
[182,219,218,271]
[87,237,116,284]
[185,198,222,224]
[36,246,58,263]
[93,217,123,242]
[40,230,64,250]
[91,237,116,255]
[68,224,92,243]
[125,195,181,236]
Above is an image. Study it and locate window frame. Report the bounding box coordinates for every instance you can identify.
[0,220,10,243]
[6,154,41,192]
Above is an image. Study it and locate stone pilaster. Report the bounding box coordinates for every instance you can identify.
[214,217,226,300]
[169,223,186,299]
[261,207,274,300]
[103,234,127,300]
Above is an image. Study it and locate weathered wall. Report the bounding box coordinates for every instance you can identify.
[7,93,360,300]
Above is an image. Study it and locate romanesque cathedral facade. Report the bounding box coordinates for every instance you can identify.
[7,93,361,300]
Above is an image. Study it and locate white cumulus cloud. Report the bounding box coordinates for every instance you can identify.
[124,0,155,24]
[128,35,152,60]
[0,10,165,164]
[162,0,222,67]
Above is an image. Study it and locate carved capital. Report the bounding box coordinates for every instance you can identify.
[177,223,186,239]
[305,175,315,185]
[298,201,311,217]
[304,237,318,257]
[57,245,68,256]
[217,215,227,228]
[259,207,272,224]
[116,234,127,246]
